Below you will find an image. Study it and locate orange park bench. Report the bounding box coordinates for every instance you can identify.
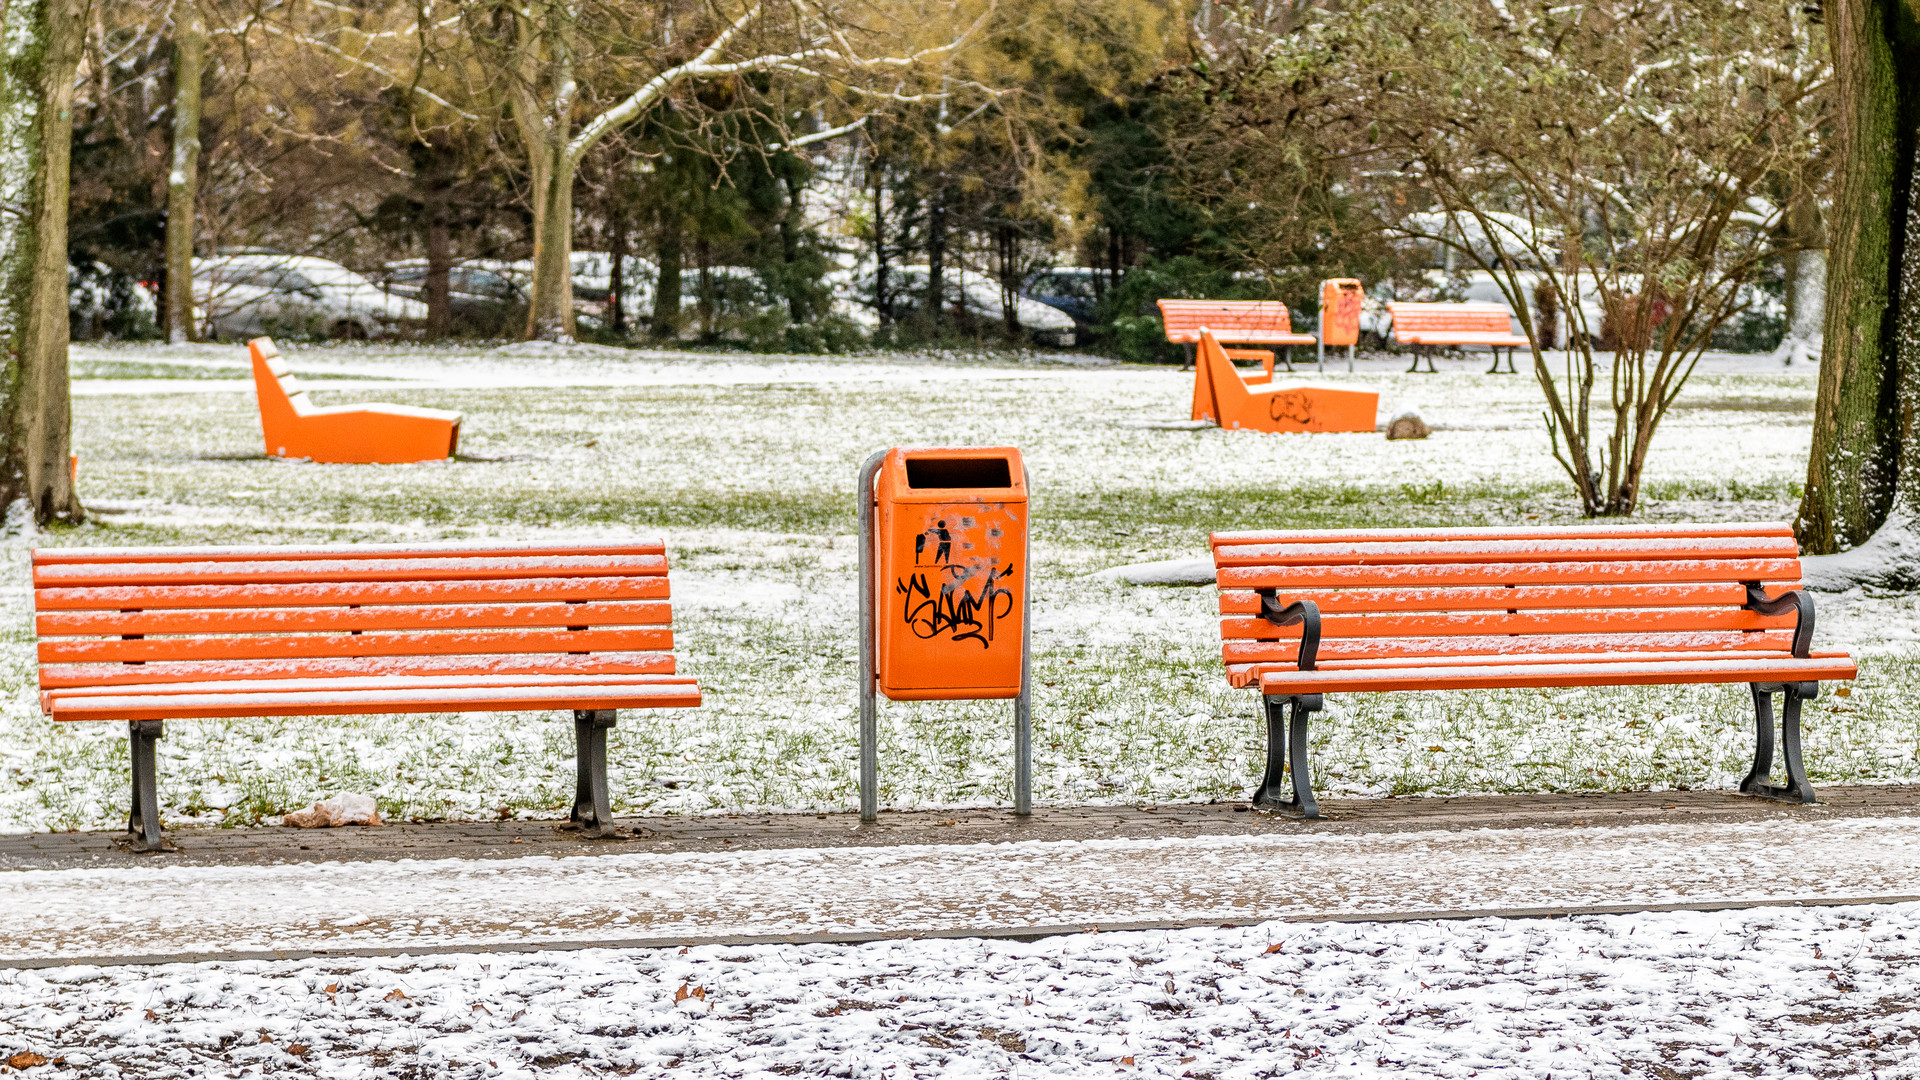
[1190,330,1377,434]
[33,540,700,851]
[1158,299,1317,382]
[1209,523,1855,819]
[1385,302,1532,374]
[251,337,461,463]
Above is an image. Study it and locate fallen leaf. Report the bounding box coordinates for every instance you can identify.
[1181,1058,1196,1064]
[6,1052,48,1069]
[384,989,409,1002]
[1836,687,1852,697]
[472,1003,492,1015]
[510,1010,526,1022]
[1121,1056,1135,1066]
[1264,943,1285,954]
[287,1044,309,1057]
[324,984,338,993]
[144,1009,159,1022]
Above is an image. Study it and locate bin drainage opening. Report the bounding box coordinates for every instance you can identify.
[904,457,1012,490]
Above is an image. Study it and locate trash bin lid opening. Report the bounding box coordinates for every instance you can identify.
[904,457,1013,490]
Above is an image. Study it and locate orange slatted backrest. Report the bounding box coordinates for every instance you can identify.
[32,541,678,689]
[1206,524,1806,686]
[1157,300,1297,343]
[1386,302,1514,334]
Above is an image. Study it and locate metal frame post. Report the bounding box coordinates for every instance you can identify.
[857,450,886,823]
[857,452,1034,823]
[1316,308,1325,372]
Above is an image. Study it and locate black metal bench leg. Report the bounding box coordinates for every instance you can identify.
[1739,683,1817,805]
[1405,347,1422,374]
[127,720,166,853]
[1252,695,1324,819]
[570,709,619,836]
[1486,349,1503,374]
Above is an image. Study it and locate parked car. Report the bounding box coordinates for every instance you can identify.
[379,261,529,336]
[195,252,427,340]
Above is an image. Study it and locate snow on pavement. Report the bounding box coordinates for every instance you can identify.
[8,816,1920,962]
[6,902,1920,1078]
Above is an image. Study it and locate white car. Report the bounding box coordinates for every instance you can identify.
[194,252,427,341]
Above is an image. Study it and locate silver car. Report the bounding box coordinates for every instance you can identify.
[194,252,428,340]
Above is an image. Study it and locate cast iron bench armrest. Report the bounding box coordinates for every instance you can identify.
[1745,583,1813,658]
[1256,590,1321,671]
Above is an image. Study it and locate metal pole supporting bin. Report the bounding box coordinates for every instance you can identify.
[857,448,1032,823]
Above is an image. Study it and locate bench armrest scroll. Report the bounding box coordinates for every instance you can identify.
[1745,584,1813,658]
[1257,591,1321,671]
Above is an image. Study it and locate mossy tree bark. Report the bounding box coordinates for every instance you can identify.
[0,0,86,525]
[1797,0,1920,557]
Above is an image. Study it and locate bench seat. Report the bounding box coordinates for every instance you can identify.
[1210,522,1855,818]
[33,539,701,850]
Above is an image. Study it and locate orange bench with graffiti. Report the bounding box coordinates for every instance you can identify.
[1386,301,1532,373]
[1209,522,1855,818]
[250,337,461,463]
[33,540,700,850]
[1190,330,1377,434]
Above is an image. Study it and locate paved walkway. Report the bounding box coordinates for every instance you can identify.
[5,788,1920,967]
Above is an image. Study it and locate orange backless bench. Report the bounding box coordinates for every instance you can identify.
[33,539,701,850]
[250,337,461,463]
[1210,523,1855,818]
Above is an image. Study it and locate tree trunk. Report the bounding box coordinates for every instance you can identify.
[163,0,202,346]
[1776,191,1827,366]
[781,172,804,323]
[926,183,945,330]
[1796,0,1920,555]
[872,173,890,329]
[607,202,626,336]
[652,210,681,337]
[525,139,576,342]
[425,209,451,338]
[0,0,86,524]
[695,238,712,337]
[996,225,1020,338]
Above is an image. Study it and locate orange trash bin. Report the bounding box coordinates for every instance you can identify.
[872,447,1027,701]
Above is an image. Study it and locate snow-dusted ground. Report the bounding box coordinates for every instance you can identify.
[5,341,1900,834]
[6,817,1920,962]
[7,902,1920,1078]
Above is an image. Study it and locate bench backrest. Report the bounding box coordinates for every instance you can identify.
[1209,524,1806,688]
[1158,300,1298,344]
[32,541,679,691]
[1385,302,1515,336]
[250,338,319,419]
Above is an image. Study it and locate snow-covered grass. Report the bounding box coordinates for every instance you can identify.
[8,902,1920,1078]
[5,342,1899,832]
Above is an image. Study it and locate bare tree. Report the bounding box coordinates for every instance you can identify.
[460,0,987,341]
[0,0,88,524]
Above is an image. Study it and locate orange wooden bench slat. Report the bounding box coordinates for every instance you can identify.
[1256,656,1857,696]
[34,576,671,611]
[38,627,671,664]
[37,651,678,689]
[32,554,669,588]
[48,681,704,722]
[45,672,698,700]
[1221,628,1799,669]
[1219,607,1796,642]
[1212,523,1794,547]
[1213,536,1797,568]
[1225,646,1850,688]
[30,540,668,565]
[1217,557,1804,590]
[1216,582,1783,615]
[1157,300,1318,345]
[37,600,673,637]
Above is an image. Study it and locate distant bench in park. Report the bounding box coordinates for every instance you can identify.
[1386,301,1531,374]
[1158,299,1318,378]
[33,540,700,851]
[1209,522,1855,818]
